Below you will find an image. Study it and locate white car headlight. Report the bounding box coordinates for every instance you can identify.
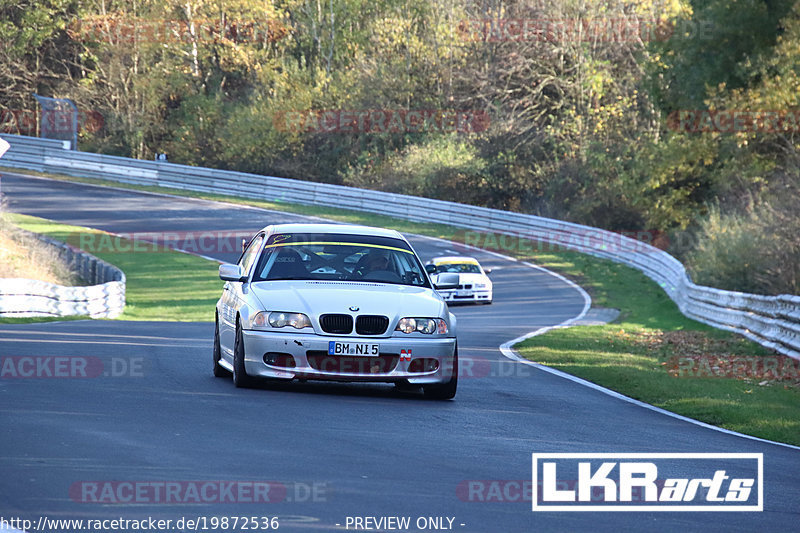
[259,311,312,329]
[475,283,489,289]
[396,317,448,335]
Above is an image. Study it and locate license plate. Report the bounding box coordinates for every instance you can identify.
[328,341,380,356]
[456,290,473,297]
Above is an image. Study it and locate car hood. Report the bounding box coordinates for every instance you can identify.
[249,280,446,319]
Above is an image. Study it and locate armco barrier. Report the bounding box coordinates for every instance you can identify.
[0,134,797,358]
[0,226,125,318]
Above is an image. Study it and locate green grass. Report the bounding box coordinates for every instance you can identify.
[514,249,800,446]
[0,315,88,324]
[4,168,798,445]
[6,213,222,322]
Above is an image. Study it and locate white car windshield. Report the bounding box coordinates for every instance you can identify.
[252,233,430,287]
[436,263,482,274]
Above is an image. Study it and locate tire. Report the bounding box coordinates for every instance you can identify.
[423,344,458,400]
[213,317,231,377]
[232,321,256,388]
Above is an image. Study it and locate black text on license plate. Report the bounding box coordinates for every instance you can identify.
[328,341,380,356]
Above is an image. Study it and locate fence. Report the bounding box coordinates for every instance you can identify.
[0,225,125,318]
[0,134,798,358]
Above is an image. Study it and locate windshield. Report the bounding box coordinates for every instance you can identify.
[435,262,482,274]
[252,232,430,287]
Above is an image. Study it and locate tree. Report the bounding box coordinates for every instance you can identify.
[647,0,795,113]
[0,0,82,132]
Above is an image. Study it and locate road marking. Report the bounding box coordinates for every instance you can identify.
[11,171,799,450]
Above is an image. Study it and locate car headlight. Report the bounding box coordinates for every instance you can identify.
[256,311,312,329]
[396,317,448,335]
[475,283,488,289]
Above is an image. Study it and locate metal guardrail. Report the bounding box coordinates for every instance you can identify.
[0,134,797,358]
[0,224,126,319]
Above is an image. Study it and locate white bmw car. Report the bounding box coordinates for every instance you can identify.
[426,256,493,304]
[213,223,459,399]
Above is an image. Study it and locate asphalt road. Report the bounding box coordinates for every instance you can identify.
[0,172,798,533]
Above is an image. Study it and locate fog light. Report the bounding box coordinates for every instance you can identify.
[408,358,439,373]
[264,352,296,368]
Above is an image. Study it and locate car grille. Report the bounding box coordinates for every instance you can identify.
[306,351,399,374]
[457,284,473,289]
[355,315,389,335]
[319,314,353,334]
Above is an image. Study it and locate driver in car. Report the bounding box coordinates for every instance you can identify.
[354,249,392,278]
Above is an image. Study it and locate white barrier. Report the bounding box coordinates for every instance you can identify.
[0,223,126,319]
[0,134,797,357]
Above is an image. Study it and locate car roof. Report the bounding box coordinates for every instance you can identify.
[432,256,480,264]
[259,223,404,240]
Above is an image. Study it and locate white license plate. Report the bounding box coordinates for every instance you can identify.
[328,341,380,356]
[456,290,473,297]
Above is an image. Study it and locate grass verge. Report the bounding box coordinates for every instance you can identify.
[0,213,78,284]
[3,168,798,444]
[5,213,221,322]
[514,247,800,446]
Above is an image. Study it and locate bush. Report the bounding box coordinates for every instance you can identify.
[687,198,800,295]
[343,135,489,203]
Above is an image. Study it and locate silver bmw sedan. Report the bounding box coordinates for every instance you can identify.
[213,223,459,399]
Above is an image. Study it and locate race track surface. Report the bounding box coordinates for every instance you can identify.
[1,172,797,532]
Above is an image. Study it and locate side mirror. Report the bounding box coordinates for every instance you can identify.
[433,272,460,291]
[484,268,492,275]
[425,264,437,274]
[219,263,247,282]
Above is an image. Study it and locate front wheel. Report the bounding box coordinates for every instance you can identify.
[232,322,256,388]
[423,344,458,400]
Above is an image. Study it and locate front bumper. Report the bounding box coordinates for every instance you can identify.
[241,329,457,384]
[439,289,492,303]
